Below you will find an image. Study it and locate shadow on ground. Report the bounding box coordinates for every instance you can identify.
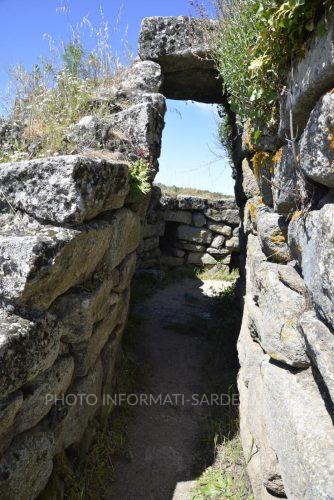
[108,270,243,500]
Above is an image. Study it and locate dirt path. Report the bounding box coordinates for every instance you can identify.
[109,277,237,500]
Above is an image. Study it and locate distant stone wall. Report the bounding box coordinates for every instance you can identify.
[138,190,240,268]
[236,11,334,499]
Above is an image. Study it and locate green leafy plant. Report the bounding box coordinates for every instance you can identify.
[214,0,331,136]
[129,159,151,201]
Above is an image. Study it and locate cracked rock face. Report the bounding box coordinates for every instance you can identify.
[0,155,130,224]
[289,204,334,327]
[300,91,334,188]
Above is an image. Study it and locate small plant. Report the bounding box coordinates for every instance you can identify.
[129,159,151,201]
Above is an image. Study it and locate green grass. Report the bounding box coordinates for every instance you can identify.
[191,435,253,500]
[195,267,239,282]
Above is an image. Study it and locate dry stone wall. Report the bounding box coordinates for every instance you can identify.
[0,60,166,498]
[237,11,334,499]
[138,190,240,268]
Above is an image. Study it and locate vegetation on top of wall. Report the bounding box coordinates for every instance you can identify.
[214,0,331,136]
[156,183,233,200]
[0,11,130,163]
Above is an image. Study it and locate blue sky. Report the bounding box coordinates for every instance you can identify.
[0,0,234,195]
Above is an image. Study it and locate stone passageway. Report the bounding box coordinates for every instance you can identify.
[109,274,240,500]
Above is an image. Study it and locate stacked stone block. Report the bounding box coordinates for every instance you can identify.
[0,59,166,498]
[237,10,334,499]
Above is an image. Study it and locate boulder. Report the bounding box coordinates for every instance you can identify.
[256,209,290,263]
[0,429,55,500]
[206,222,232,237]
[249,262,309,367]
[138,16,224,103]
[300,91,334,187]
[114,252,137,293]
[289,204,334,327]
[298,311,334,401]
[0,310,61,397]
[263,360,334,499]
[205,206,239,225]
[279,10,334,140]
[175,225,212,245]
[0,155,130,224]
[210,235,225,249]
[164,209,192,225]
[186,252,217,266]
[108,94,166,167]
[14,355,74,434]
[0,207,140,311]
[111,60,163,96]
[225,236,240,253]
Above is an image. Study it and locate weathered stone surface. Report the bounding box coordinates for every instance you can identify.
[139,16,224,103]
[0,211,111,310]
[175,225,212,245]
[256,209,290,263]
[298,311,334,401]
[225,236,240,253]
[205,207,239,225]
[164,209,192,225]
[206,221,232,237]
[52,278,118,344]
[108,94,166,165]
[289,204,334,326]
[279,10,334,140]
[210,235,225,249]
[177,196,206,211]
[52,358,103,453]
[71,291,128,376]
[112,60,163,96]
[114,252,137,293]
[192,212,206,227]
[14,355,74,434]
[0,155,129,224]
[263,359,334,499]
[0,310,60,397]
[0,429,55,500]
[242,120,280,154]
[300,91,334,187]
[0,208,139,310]
[272,144,300,215]
[242,158,260,199]
[249,262,309,367]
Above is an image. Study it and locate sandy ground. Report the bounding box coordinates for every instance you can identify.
[109,278,234,500]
